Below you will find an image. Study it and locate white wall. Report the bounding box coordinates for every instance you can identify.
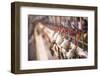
[0,0,100,76]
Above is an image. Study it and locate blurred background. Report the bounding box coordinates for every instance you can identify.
[28,15,88,60]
